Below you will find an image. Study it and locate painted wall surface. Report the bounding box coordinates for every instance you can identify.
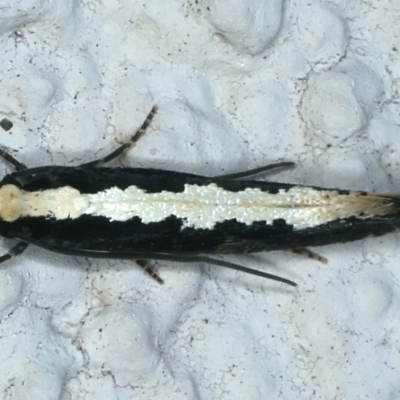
[0,1,399,399]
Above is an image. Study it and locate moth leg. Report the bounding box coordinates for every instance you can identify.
[175,254,297,286]
[135,259,164,284]
[286,248,328,264]
[0,148,27,171]
[79,105,158,168]
[214,161,295,180]
[0,241,29,264]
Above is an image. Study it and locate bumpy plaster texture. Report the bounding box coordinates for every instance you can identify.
[0,1,400,399]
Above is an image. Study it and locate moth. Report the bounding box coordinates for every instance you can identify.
[0,106,399,286]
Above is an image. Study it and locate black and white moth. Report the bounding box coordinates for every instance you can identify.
[0,106,399,287]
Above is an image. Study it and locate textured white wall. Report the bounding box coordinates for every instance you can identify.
[0,0,400,399]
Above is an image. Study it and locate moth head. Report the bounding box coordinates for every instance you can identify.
[0,184,23,222]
